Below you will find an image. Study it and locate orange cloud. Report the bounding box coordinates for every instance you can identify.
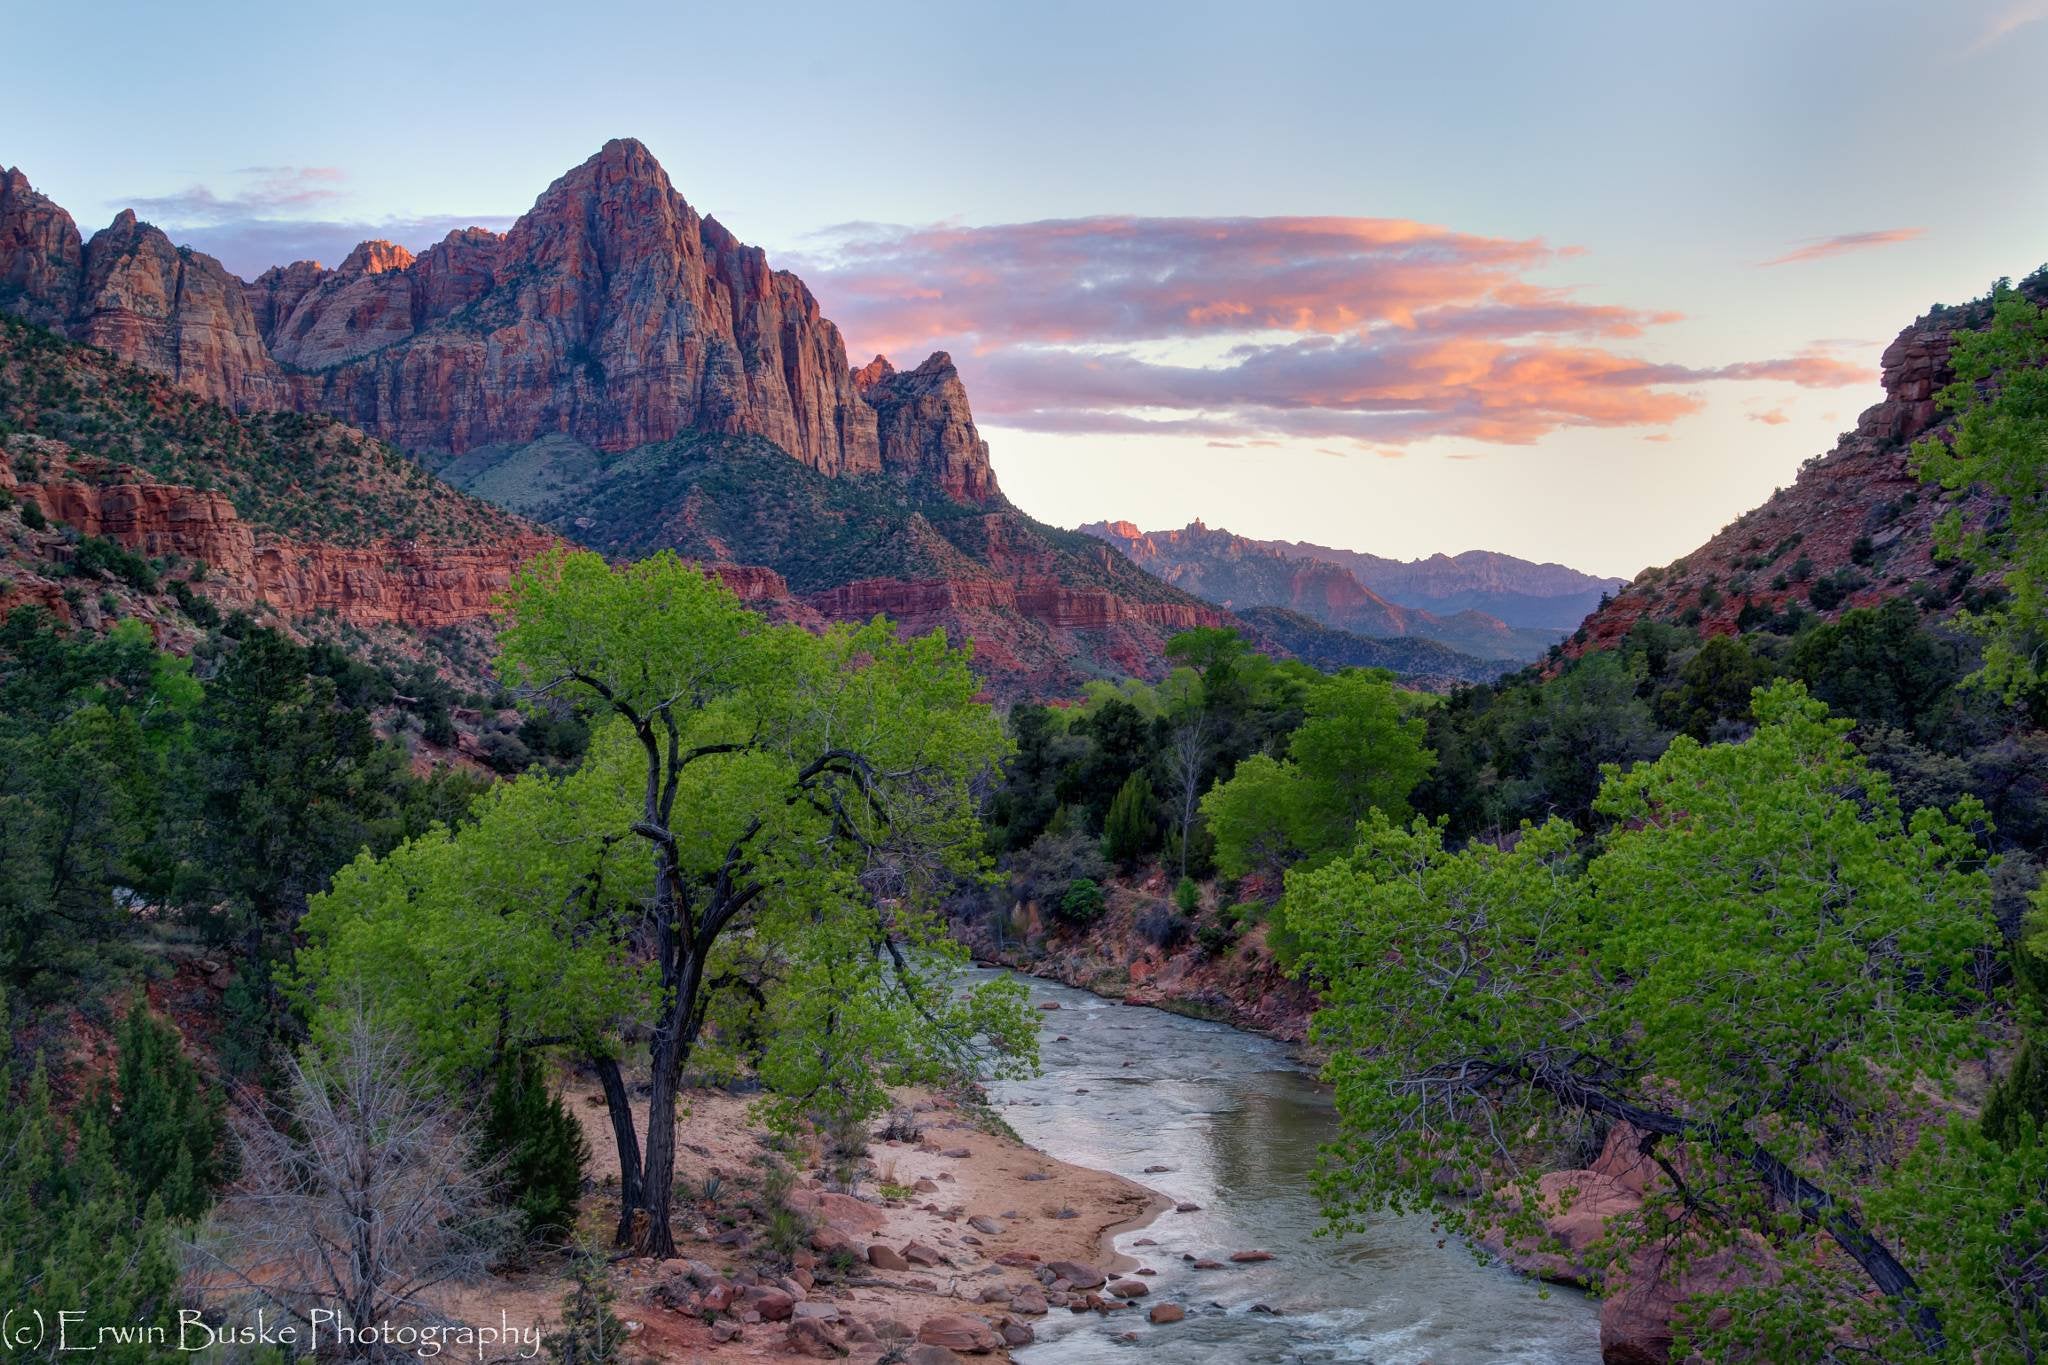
[799,215,1872,453]
[1749,408,1791,425]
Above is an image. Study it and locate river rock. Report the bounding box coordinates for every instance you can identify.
[868,1244,909,1271]
[1229,1249,1275,1262]
[1108,1278,1149,1298]
[1149,1303,1186,1324]
[1047,1259,1106,1289]
[903,1241,945,1267]
[968,1214,1002,1235]
[917,1313,1002,1352]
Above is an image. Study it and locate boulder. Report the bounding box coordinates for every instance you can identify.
[1046,1259,1106,1289]
[1108,1279,1150,1298]
[867,1244,909,1271]
[917,1313,1002,1353]
[1149,1303,1186,1324]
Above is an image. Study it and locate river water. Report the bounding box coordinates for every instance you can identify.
[977,971,1602,1364]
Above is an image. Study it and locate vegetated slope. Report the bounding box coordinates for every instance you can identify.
[431,429,1235,698]
[0,315,553,682]
[1080,518,1559,661]
[1255,540,1624,631]
[1232,605,1508,688]
[1570,276,2045,656]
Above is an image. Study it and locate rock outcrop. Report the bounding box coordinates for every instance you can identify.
[3,448,554,631]
[1568,284,2031,656]
[855,351,998,502]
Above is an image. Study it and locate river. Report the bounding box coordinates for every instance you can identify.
[976,970,1602,1364]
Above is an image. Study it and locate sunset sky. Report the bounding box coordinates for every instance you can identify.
[11,0,2048,577]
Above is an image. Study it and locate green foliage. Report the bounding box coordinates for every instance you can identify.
[481,1053,589,1243]
[1202,669,1433,875]
[301,551,1034,1250]
[98,999,225,1220]
[1054,877,1106,925]
[1984,901,2048,1148]
[69,534,158,592]
[1913,283,2048,700]
[1290,681,2001,1355]
[1101,769,1156,867]
[0,1014,182,1363]
[1173,876,1200,914]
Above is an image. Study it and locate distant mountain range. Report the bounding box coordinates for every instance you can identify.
[1079,520,1612,662]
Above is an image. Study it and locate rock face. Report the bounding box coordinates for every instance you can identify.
[1569,285,2029,657]
[855,351,998,502]
[72,210,287,409]
[0,144,999,505]
[3,450,554,631]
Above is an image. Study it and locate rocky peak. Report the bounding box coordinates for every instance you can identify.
[0,148,1007,505]
[337,239,414,276]
[0,166,83,327]
[859,350,998,502]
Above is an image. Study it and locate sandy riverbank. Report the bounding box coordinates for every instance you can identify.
[427,1075,1177,1362]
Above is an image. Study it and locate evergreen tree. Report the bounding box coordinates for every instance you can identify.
[482,1052,589,1242]
[1101,770,1155,867]
[99,998,225,1220]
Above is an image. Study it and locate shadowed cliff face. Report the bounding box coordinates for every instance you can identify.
[0,142,1001,505]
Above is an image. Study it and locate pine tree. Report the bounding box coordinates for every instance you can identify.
[482,1052,589,1242]
[100,997,225,1219]
[1101,770,1155,868]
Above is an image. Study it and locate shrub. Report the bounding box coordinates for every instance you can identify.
[1174,876,1200,914]
[18,499,46,530]
[480,1052,589,1242]
[544,1241,624,1363]
[1135,905,1190,949]
[1195,920,1238,957]
[1055,878,1106,924]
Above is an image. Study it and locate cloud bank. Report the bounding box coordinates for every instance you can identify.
[794,216,1870,451]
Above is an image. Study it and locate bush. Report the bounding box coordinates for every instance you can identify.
[19,499,46,530]
[1195,920,1238,957]
[544,1241,624,1363]
[1135,905,1190,949]
[1174,876,1200,914]
[480,1052,589,1242]
[1012,829,1109,904]
[70,534,156,592]
[1055,878,1106,924]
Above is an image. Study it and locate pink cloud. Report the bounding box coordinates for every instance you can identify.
[1749,408,1791,425]
[792,214,1874,453]
[1758,229,1925,267]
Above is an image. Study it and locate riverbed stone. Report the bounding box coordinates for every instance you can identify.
[1149,1303,1186,1324]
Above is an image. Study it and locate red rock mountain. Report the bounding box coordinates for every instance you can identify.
[1567,281,2027,656]
[0,143,1240,696]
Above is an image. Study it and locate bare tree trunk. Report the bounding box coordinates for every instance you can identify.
[591,1054,643,1246]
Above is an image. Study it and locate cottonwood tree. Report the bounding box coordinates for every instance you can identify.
[192,1010,505,1351]
[301,551,1034,1257]
[1287,682,2001,1358]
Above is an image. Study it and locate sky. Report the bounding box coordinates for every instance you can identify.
[9,1,2048,579]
